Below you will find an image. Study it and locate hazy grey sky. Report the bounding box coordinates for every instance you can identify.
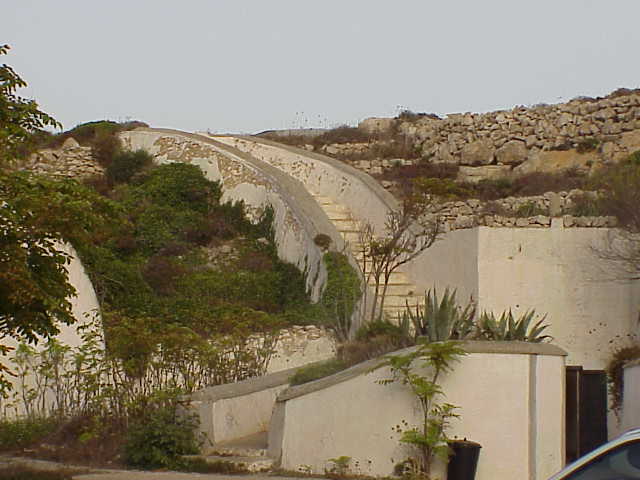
[4,0,640,134]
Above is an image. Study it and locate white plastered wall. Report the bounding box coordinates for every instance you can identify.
[476,225,640,370]
[1,245,100,416]
[270,345,566,480]
[412,225,640,371]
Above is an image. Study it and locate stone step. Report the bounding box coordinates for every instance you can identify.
[359,270,412,285]
[364,283,420,296]
[382,293,423,308]
[183,454,274,473]
[205,431,268,457]
[329,217,360,228]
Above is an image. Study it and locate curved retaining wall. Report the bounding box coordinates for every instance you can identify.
[211,135,399,235]
[2,245,101,417]
[269,341,567,480]
[187,365,301,451]
[120,128,346,301]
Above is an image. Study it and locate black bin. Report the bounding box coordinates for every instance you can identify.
[447,440,481,480]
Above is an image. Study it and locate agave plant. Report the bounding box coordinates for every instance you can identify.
[400,288,476,342]
[477,309,552,343]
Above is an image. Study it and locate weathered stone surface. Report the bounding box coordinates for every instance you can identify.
[62,137,80,149]
[496,140,528,165]
[457,165,511,183]
[459,139,495,165]
[512,150,599,177]
[618,130,640,154]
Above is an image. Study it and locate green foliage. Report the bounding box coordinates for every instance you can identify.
[105,149,153,184]
[412,178,472,201]
[402,288,476,342]
[42,120,147,166]
[596,152,640,233]
[567,193,605,217]
[0,44,61,163]
[576,137,601,153]
[319,252,362,341]
[76,162,312,342]
[0,171,116,379]
[123,401,200,469]
[0,416,58,450]
[289,358,348,386]
[326,456,352,477]
[476,309,551,342]
[514,201,548,217]
[606,344,640,417]
[314,233,332,251]
[375,340,465,477]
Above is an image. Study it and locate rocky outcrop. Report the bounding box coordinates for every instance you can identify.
[21,137,103,178]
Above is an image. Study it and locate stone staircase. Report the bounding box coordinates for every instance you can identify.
[184,432,274,473]
[311,193,423,321]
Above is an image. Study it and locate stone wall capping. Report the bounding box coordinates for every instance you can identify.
[277,340,566,403]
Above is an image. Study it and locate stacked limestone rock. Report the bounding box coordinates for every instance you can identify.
[354,90,640,182]
[21,137,103,178]
[424,190,617,232]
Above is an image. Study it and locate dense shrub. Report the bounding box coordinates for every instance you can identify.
[123,403,200,469]
[289,358,348,386]
[105,149,153,184]
[311,125,371,146]
[412,177,472,201]
[0,417,58,451]
[595,152,640,231]
[514,201,548,217]
[319,252,362,341]
[607,344,640,416]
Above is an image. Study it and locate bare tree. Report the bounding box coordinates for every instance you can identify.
[595,154,640,281]
[356,197,441,323]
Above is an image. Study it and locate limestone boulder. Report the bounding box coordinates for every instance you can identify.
[62,137,80,149]
[512,149,599,177]
[495,140,528,165]
[433,143,457,164]
[457,165,512,183]
[459,139,495,165]
[618,130,640,155]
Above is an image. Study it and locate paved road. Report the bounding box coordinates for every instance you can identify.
[0,456,320,480]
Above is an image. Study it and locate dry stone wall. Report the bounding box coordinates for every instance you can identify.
[356,90,640,180]
[427,190,617,231]
[20,137,103,178]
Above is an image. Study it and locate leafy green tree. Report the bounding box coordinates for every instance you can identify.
[0,45,116,378]
[376,340,465,478]
[0,173,117,358]
[0,44,61,164]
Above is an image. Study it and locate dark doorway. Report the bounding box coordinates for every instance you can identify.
[565,366,608,463]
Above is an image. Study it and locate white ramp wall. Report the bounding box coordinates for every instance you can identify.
[269,341,566,480]
[2,245,100,416]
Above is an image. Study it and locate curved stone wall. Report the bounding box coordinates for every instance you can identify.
[211,135,399,235]
[120,128,346,300]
